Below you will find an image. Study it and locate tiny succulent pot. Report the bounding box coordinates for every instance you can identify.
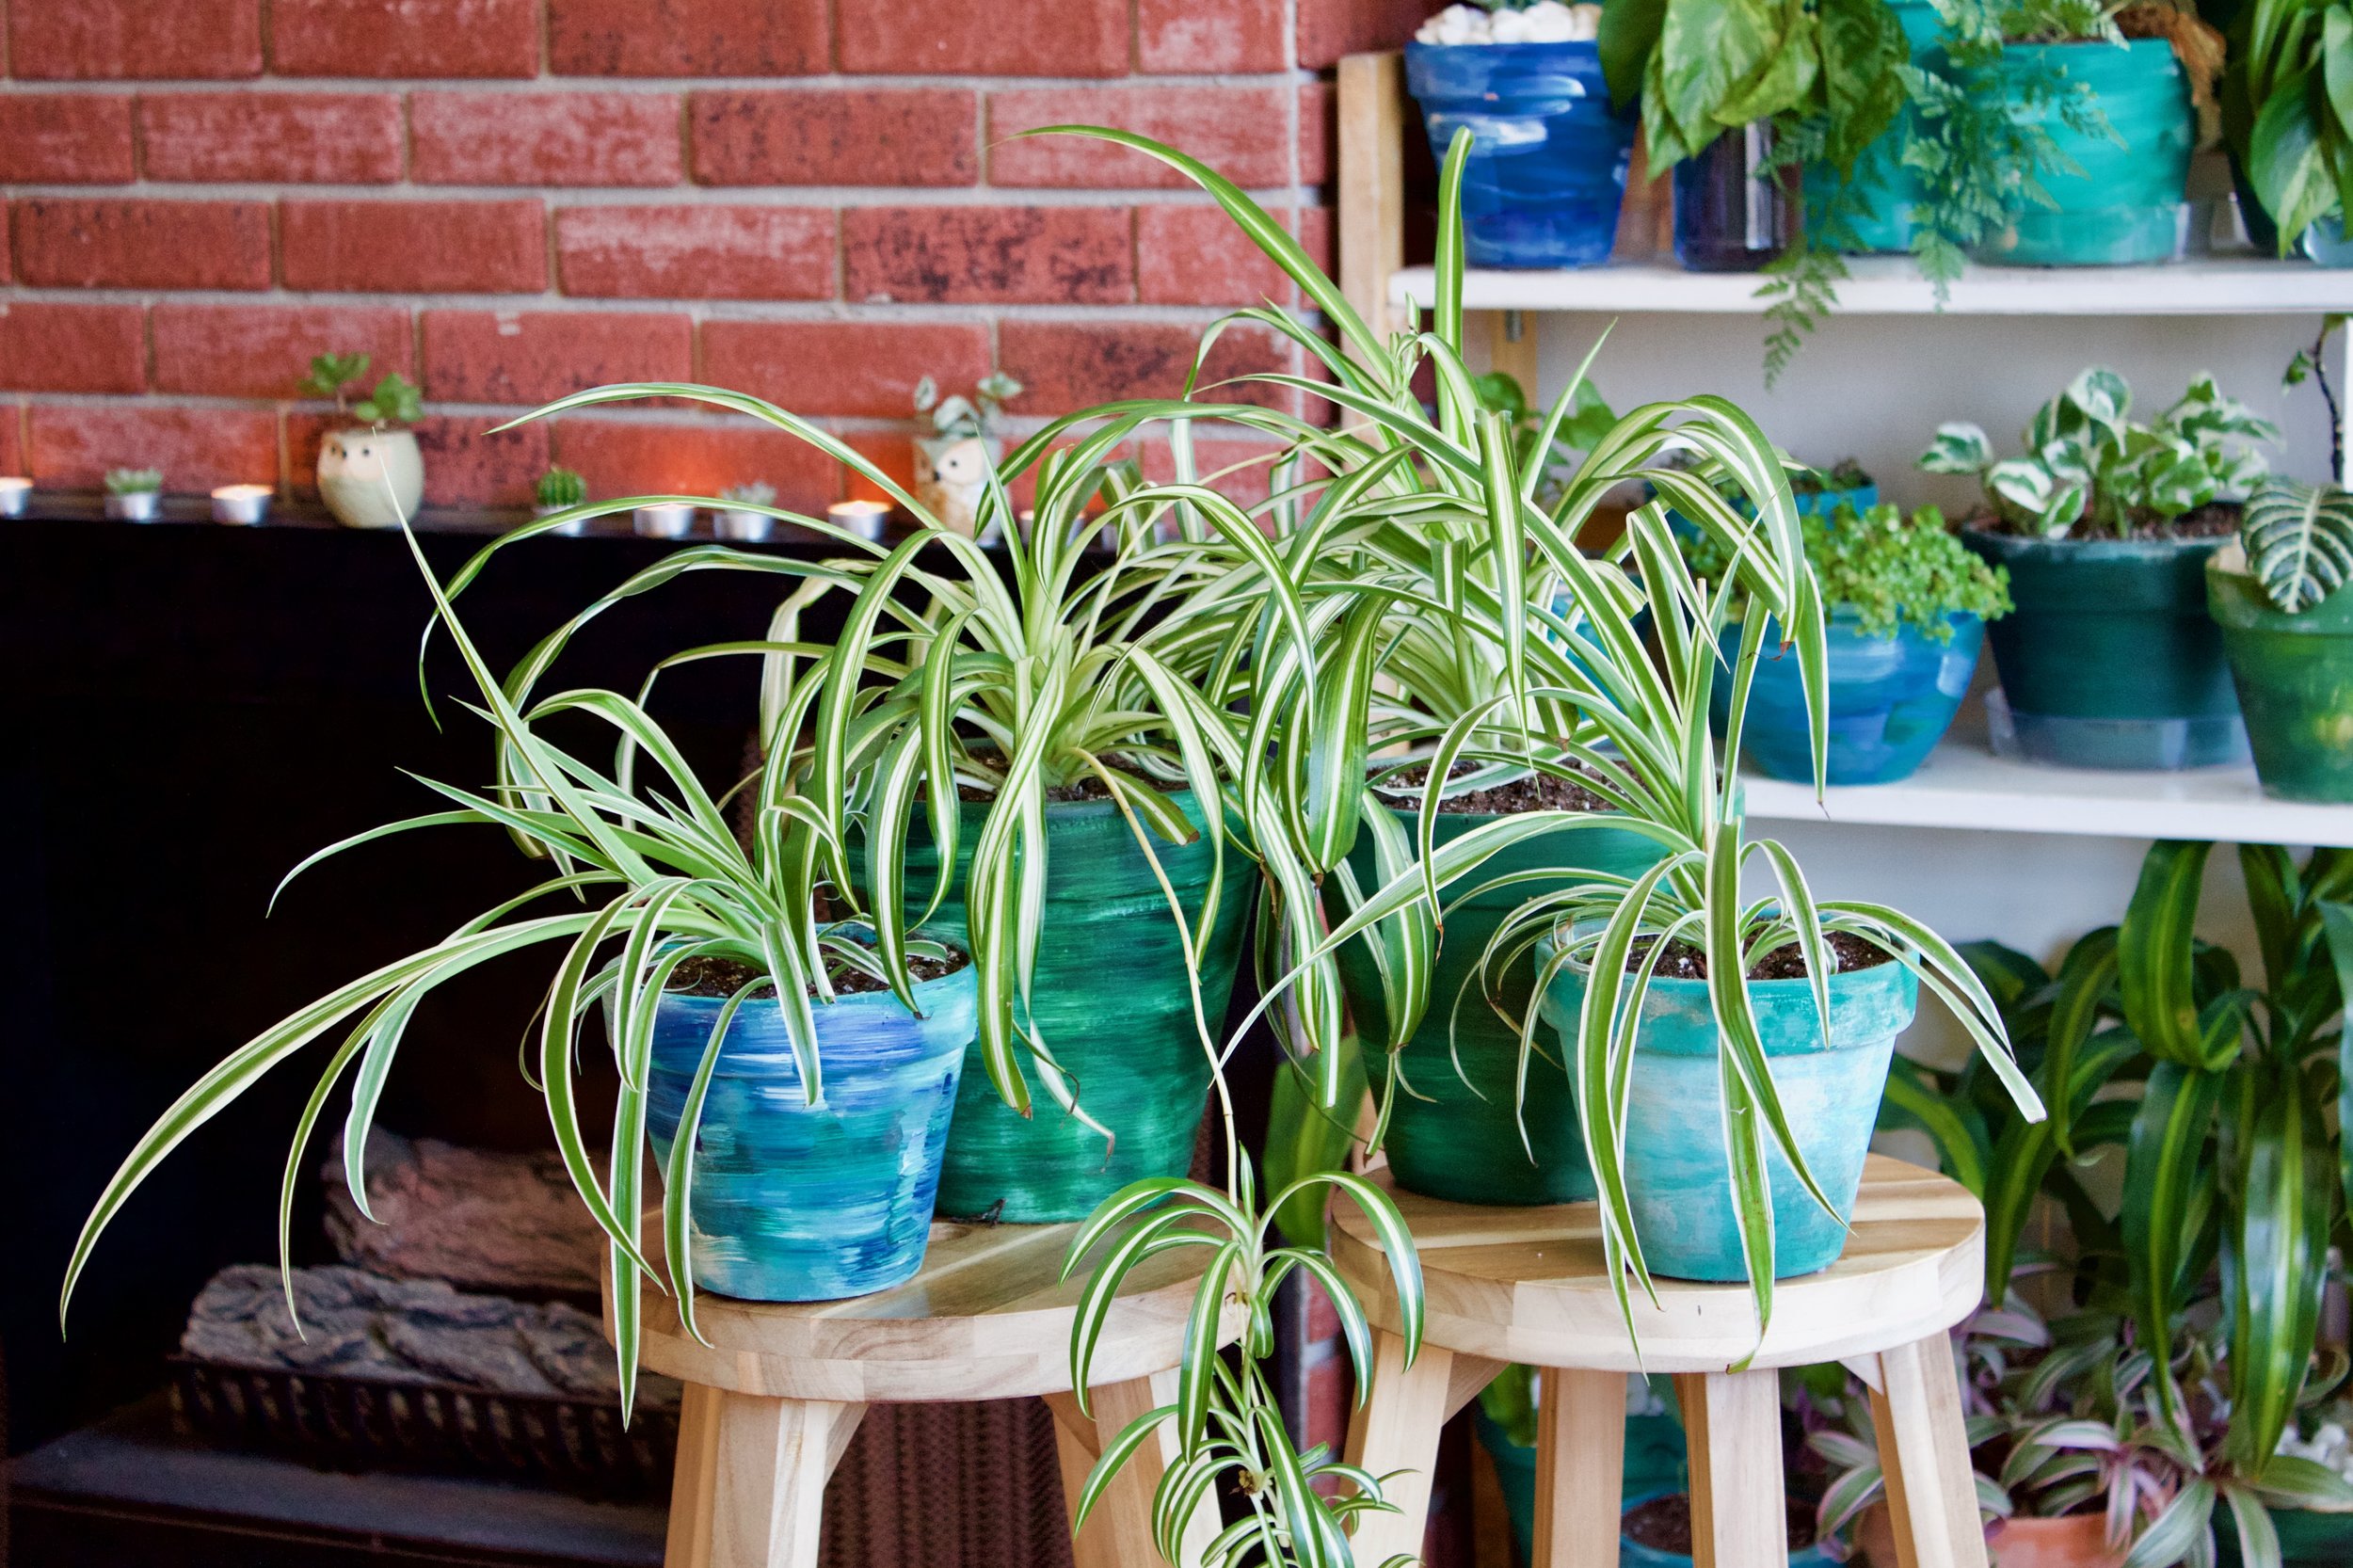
[1801,0,1949,253]
[317,428,425,531]
[1536,933,1918,1282]
[2208,563,2353,802]
[1972,41,2192,266]
[640,960,979,1302]
[104,490,162,521]
[1962,528,2247,770]
[1404,40,1635,268]
[534,504,589,537]
[2302,213,2353,265]
[714,509,778,542]
[632,503,697,539]
[891,787,1253,1224]
[1673,123,1798,272]
[1710,609,1984,786]
[1336,803,1660,1207]
[1621,1490,1839,1568]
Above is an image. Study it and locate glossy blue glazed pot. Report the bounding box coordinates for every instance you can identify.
[1405,40,1634,268]
[1537,935,1917,1282]
[643,962,978,1301]
[1711,608,1983,785]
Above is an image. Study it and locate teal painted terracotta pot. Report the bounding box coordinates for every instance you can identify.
[1337,806,1660,1207]
[1621,1491,1839,1567]
[1537,936,1918,1281]
[1975,40,2191,265]
[898,790,1252,1223]
[1712,608,1983,785]
[1478,1405,1689,1568]
[1963,528,2247,769]
[2209,565,2353,802]
[643,961,978,1302]
[1803,0,1948,252]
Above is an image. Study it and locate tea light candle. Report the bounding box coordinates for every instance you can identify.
[211,484,273,525]
[827,498,890,543]
[632,503,696,539]
[0,477,28,518]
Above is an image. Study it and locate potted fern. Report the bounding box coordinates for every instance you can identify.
[302,351,426,530]
[2207,324,2353,801]
[63,521,984,1416]
[1920,367,2278,770]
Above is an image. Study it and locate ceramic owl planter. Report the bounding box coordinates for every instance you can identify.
[316,427,424,530]
[913,434,999,537]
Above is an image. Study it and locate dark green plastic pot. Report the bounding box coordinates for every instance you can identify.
[2209,565,2353,801]
[898,790,1252,1222]
[1975,40,2192,265]
[1334,806,1658,1207]
[1963,528,2247,769]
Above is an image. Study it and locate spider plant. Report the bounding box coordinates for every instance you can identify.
[58,510,969,1419]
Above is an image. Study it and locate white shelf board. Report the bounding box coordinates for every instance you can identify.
[1740,742,2353,846]
[1390,254,2353,316]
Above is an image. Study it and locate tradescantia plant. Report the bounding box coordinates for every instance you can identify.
[1921,368,2279,537]
[1885,840,2353,1564]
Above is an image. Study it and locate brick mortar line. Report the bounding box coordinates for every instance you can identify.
[0,287,1322,326]
[0,181,1330,206]
[0,72,1327,96]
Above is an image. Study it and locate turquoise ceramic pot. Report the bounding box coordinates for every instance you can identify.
[1478,1404,1689,1568]
[1337,806,1660,1206]
[898,790,1252,1223]
[1976,40,2191,265]
[1712,609,1983,785]
[2304,215,2353,264]
[1621,1491,1840,1567]
[1803,0,1948,252]
[644,962,978,1302]
[1537,936,1918,1281]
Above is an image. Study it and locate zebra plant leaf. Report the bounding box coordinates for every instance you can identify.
[2242,475,2353,613]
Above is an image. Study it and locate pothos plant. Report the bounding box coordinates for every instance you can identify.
[1919,367,2279,536]
[301,351,424,428]
[1882,838,2353,1563]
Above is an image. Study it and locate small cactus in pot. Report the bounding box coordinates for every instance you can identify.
[534,466,590,536]
[303,352,425,531]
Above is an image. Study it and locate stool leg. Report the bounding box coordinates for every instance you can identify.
[1532,1369,1626,1568]
[1673,1370,1787,1568]
[1048,1370,1219,1568]
[664,1382,866,1568]
[1342,1330,1457,1568]
[1866,1336,1989,1568]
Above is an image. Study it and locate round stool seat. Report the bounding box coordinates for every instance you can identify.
[1330,1153,1984,1372]
[623,1215,1206,1404]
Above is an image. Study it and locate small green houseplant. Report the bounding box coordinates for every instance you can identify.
[2209,320,2353,802]
[102,466,163,521]
[1920,367,2278,770]
[1685,501,2013,783]
[2222,0,2353,259]
[302,351,427,531]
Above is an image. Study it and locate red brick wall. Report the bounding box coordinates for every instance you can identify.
[0,0,1417,513]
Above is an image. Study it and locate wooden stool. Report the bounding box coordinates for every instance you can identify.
[1332,1154,1987,1568]
[611,1216,1225,1568]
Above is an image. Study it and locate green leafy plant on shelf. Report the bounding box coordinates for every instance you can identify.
[1881,839,2353,1564]
[914,370,1025,440]
[104,467,162,495]
[301,351,423,428]
[1685,499,2014,639]
[2247,313,2353,615]
[1919,367,2279,536]
[2223,0,2353,253]
[1472,368,1619,514]
[534,466,585,510]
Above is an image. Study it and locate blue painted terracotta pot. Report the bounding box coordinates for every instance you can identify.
[643,962,978,1302]
[1405,40,1634,268]
[1974,40,2191,265]
[1537,936,1917,1281]
[1710,609,1983,785]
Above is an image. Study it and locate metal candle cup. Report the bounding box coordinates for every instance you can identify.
[826,499,890,543]
[211,485,273,525]
[632,503,696,539]
[0,478,29,518]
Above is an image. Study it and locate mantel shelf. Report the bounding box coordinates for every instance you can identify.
[1389,255,2353,317]
[1740,741,2353,846]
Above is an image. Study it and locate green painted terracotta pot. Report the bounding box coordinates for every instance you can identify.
[897,789,1252,1223]
[1975,40,2192,265]
[1962,528,2247,769]
[2209,564,2353,802]
[1334,806,1659,1207]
